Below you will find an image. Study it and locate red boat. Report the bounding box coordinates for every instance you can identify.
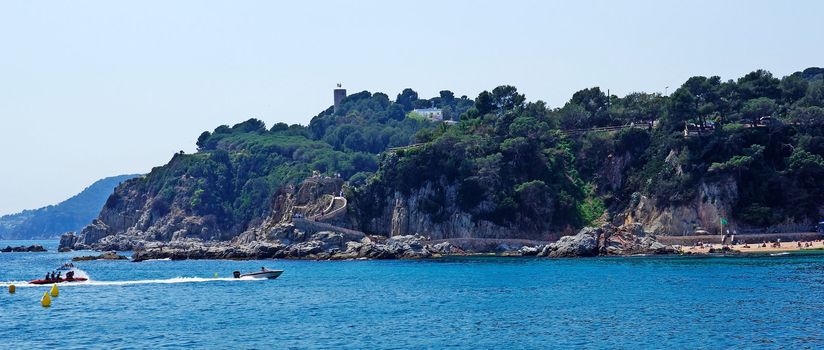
[31,263,90,284]
[29,277,88,285]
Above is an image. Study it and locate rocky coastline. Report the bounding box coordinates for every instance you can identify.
[59,222,679,262]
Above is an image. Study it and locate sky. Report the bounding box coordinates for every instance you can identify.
[1,0,823,215]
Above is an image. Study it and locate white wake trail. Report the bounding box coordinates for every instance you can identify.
[0,276,262,288]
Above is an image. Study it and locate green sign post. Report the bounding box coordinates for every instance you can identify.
[720,217,728,237]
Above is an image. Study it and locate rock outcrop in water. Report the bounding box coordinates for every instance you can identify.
[538,223,677,258]
[1,244,47,253]
[72,251,129,261]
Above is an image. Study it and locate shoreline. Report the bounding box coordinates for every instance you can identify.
[679,240,824,255]
[9,238,824,261]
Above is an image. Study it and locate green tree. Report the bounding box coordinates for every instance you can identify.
[343,131,367,152]
[570,87,610,126]
[558,103,591,129]
[738,69,781,100]
[439,90,455,105]
[491,85,526,111]
[800,81,824,107]
[742,97,777,126]
[667,87,697,131]
[411,99,432,109]
[788,106,824,126]
[780,74,809,104]
[474,91,494,115]
[396,88,419,111]
[196,131,212,150]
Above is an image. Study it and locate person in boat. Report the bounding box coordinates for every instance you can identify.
[66,271,75,279]
[261,267,266,271]
[57,272,62,280]
[45,272,50,281]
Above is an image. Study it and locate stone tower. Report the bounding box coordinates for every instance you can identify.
[333,83,346,112]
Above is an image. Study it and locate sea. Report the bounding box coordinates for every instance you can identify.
[1,240,823,349]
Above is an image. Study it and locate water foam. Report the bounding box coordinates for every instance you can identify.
[0,276,262,288]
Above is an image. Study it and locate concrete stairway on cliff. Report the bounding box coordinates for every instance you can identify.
[312,196,347,221]
[291,194,362,236]
[291,217,365,238]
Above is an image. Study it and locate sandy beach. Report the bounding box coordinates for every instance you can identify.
[680,240,824,254]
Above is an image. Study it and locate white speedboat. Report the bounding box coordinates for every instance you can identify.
[233,269,283,279]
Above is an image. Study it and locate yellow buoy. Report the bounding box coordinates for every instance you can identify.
[8,284,15,294]
[41,292,51,307]
[50,284,59,297]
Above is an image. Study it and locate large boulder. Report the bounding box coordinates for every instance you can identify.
[72,251,128,261]
[268,224,308,245]
[310,231,365,250]
[58,232,79,251]
[385,235,431,258]
[78,219,112,247]
[518,245,541,256]
[540,223,677,258]
[540,227,600,257]
[428,241,461,255]
[276,241,325,258]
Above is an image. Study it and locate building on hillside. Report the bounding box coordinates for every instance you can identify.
[411,107,443,121]
[333,83,346,112]
[683,121,714,137]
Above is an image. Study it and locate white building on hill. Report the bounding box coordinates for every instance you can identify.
[411,108,443,121]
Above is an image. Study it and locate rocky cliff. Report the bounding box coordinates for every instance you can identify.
[61,175,349,251]
[62,173,225,250]
[355,179,531,240]
[623,177,738,235]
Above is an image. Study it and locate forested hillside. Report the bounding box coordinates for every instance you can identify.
[70,67,824,247]
[90,90,471,240]
[355,68,824,236]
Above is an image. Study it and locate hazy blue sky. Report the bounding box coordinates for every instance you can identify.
[1,0,822,214]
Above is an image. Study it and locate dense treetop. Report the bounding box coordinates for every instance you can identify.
[358,68,824,232]
[128,88,470,235]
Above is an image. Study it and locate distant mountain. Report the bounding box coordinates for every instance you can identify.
[0,174,141,239]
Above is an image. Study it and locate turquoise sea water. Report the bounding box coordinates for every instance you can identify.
[1,240,823,349]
